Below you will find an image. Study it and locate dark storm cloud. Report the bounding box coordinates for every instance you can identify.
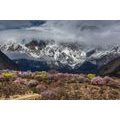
[0,20,46,30]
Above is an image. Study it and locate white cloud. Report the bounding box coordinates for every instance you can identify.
[0,20,120,49]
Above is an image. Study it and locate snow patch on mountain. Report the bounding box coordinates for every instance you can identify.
[0,40,87,68]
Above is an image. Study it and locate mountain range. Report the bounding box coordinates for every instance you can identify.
[0,20,120,75]
[0,39,120,75]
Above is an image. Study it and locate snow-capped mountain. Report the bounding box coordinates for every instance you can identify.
[0,20,120,74]
[0,39,120,74]
[0,40,86,67]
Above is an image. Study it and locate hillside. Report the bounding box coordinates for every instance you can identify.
[0,50,18,70]
[0,71,120,100]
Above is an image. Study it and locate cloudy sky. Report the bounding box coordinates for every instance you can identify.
[0,20,120,49]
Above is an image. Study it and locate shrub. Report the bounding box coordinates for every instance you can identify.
[18,71,32,78]
[31,87,38,93]
[76,75,89,83]
[0,76,4,81]
[103,76,113,83]
[41,89,58,100]
[35,71,48,81]
[14,78,27,85]
[27,80,39,88]
[2,72,15,81]
[36,84,47,93]
[91,76,105,85]
[91,76,113,85]
[48,73,66,82]
[87,74,96,79]
[52,79,64,87]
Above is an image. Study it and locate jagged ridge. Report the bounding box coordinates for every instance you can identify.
[0,40,120,74]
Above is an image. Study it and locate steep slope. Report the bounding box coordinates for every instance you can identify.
[0,50,18,70]
[99,57,120,75]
